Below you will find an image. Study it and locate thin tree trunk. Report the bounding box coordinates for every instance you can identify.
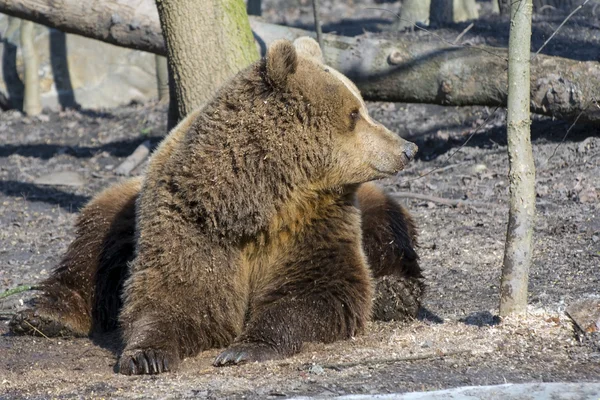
[457,0,479,21]
[155,55,169,102]
[5,17,21,41]
[500,0,535,316]
[492,0,501,14]
[430,0,479,26]
[1,0,599,125]
[394,0,431,30]
[312,0,324,50]
[498,0,511,15]
[20,20,42,116]
[155,0,258,128]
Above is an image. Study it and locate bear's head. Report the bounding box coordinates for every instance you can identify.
[264,37,418,189]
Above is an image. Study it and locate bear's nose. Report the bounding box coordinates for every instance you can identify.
[403,143,418,161]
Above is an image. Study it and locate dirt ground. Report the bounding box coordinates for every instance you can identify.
[1,0,599,398]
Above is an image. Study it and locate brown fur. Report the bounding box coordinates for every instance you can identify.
[357,183,424,321]
[10,177,141,337]
[11,38,422,374]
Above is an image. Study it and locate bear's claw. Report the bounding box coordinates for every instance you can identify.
[118,348,175,375]
[213,342,280,367]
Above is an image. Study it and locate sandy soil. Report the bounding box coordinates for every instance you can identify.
[1,0,599,398]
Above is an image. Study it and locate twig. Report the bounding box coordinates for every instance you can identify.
[312,0,324,51]
[427,162,467,175]
[318,349,474,370]
[114,140,151,176]
[393,192,490,208]
[0,284,35,300]
[533,0,591,59]
[24,320,50,339]
[453,22,474,45]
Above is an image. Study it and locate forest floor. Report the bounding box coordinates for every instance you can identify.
[1,0,599,398]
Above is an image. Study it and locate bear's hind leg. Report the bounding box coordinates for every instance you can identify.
[9,178,141,337]
[357,182,424,322]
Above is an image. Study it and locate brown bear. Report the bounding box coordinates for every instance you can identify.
[10,37,423,374]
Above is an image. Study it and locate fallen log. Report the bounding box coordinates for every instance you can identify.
[1,0,599,124]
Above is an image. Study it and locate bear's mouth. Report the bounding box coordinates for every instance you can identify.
[401,153,412,166]
[371,165,402,177]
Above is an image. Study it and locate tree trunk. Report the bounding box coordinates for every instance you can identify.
[246,0,262,16]
[498,0,511,15]
[2,0,599,125]
[155,0,259,128]
[4,16,21,41]
[491,0,501,14]
[155,55,169,102]
[500,0,535,316]
[312,0,324,51]
[430,0,479,26]
[394,0,431,30]
[20,20,42,116]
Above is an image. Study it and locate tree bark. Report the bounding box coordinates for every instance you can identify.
[500,0,535,316]
[20,20,42,116]
[430,0,479,26]
[155,0,258,127]
[1,0,599,125]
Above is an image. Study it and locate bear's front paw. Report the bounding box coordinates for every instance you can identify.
[118,348,179,375]
[213,342,280,367]
[9,309,72,337]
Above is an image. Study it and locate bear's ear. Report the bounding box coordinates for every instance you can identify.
[293,37,324,63]
[266,39,298,87]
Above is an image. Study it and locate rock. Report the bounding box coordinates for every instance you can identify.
[468,163,487,175]
[34,171,85,187]
[308,364,325,375]
[536,184,549,197]
[577,137,599,154]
